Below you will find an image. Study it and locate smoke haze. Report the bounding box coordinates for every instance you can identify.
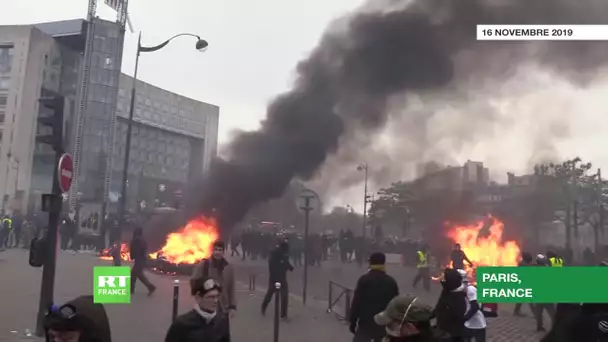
[190,0,608,234]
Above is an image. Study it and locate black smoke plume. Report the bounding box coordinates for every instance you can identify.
[187,0,608,235]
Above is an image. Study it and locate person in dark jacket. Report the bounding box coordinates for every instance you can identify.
[350,252,400,342]
[165,277,230,342]
[513,252,534,317]
[434,268,467,341]
[44,295,112,342]
[129,228,156,295]
[261,239,293,318]
[374,295,440,342]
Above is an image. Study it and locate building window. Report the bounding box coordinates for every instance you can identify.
[0,96,7,106]
[0,77,9,90]
[0,112,4,124]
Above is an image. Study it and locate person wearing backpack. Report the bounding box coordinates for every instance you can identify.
[191,241,237,320]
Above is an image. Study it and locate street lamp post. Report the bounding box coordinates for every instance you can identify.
[117,32,208,236]
[357,163,369,237]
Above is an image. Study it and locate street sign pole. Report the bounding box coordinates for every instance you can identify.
[35,153,72,336]
[298,188,320,306]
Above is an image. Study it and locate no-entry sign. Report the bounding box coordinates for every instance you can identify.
[57,153,73,193]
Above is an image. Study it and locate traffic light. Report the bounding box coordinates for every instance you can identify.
[37,92,65,153]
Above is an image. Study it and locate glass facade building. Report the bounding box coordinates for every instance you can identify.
[111,73,218,212]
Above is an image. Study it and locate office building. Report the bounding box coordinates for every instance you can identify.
[111,73,219,211]
[0,19,219,218]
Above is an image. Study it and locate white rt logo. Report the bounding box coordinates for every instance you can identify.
[98,276,131,288]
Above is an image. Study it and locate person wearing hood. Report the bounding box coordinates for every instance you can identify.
[44,295,111,342]
[165,277,230,342]
[374,295,440,342]
[349,252,399,342]
[261,238,293,319]
[433,268,467,341]
[191,241,237,319]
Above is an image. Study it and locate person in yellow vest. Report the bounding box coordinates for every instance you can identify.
[547,251,564,267]
[1,216,12,248]
[412,245,430,291]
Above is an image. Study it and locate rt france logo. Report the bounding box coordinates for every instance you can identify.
[94,266,131,304]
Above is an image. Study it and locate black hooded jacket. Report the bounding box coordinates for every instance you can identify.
[433,269,466,338]
[44,295,111,342]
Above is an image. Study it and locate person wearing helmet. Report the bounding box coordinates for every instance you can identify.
[44,295,111,342]
[374,295,440,341]
[457,270,487,342]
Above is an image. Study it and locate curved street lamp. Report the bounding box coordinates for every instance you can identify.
[118,32,209,233]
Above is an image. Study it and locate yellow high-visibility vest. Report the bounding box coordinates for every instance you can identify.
[2,218,12,230]
[417,251,428,268]
[549,257,563,267]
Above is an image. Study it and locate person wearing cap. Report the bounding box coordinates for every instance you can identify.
[433,268,467,341]
[374,295,439,341]
[166,277,230,342]
[44,295,112,342]
[457,269,487,342]
[191,240,237,319]
[350,252,399,342]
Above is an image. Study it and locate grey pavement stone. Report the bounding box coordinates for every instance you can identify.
[230,256,551,342]
[0,249,349,342]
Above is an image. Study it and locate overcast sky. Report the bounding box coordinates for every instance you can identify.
[4,0,364,144]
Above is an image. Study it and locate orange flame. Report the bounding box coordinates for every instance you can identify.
[433,216,521,283]
[149,216,220,264]
[100,243,130,262]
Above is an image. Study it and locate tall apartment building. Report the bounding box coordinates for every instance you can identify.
[0,19,219,219]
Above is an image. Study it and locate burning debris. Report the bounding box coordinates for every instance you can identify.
[99,216,219,275]
[433,216,521,283]
[189,0,608,235]
[149,216,219,264]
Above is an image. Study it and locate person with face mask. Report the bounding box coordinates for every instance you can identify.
[166,277,231,342]
[374,295,439,342]
[191,241,237,319]
[44,295,112,342]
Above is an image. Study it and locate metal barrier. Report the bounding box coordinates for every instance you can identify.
[249,273,257,292]
[327,281,353,321]
[172,279,180,322]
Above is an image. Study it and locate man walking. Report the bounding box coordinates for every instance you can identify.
[191,240,237,319]
[350,252,399,342]
[412,245,430,291]
[129,227,156,295]
[261,238,293,319]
